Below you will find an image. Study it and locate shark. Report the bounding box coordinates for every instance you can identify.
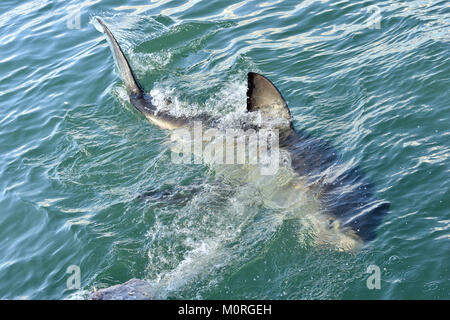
[94,17,389,254]
[89,16,390,300]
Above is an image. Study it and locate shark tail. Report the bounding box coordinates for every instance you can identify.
[95,17,144,96]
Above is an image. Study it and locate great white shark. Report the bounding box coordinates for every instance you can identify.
[89,17,390,300]
[94,17,389,252]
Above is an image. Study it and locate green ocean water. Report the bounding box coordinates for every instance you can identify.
[0,0,449,300]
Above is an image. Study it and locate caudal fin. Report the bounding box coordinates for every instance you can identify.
[95,17,144,95]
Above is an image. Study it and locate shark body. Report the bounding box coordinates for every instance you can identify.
[95,17,389,252]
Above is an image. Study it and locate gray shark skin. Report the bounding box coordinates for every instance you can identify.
[279,128,389,243]
[92,18,389,299]
[246,72,389,243]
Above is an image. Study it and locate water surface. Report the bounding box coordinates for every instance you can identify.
[0,0,448,299]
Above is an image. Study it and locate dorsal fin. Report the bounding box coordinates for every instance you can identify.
[95,17,144,95]
[247,72,291,121]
